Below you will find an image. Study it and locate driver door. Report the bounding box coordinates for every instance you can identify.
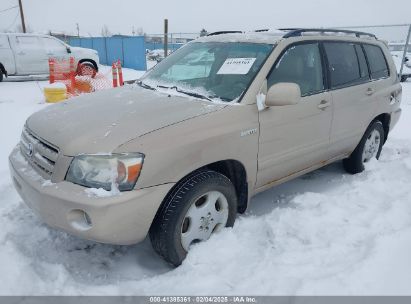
[256,42,333,188]
[40,37,70,66]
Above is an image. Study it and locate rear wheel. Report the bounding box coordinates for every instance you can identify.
[77,62,97,78]
[343,121,385,174]
[149,169,237,266]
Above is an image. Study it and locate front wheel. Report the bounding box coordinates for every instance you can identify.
[343,121,385,174]
[149,170,237,266]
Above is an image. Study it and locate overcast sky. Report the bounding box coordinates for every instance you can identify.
[0,0,410,40]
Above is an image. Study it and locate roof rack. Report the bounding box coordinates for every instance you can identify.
[207,31,242,36]
[280,28,377,39]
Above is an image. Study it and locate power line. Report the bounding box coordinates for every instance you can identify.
[0,5,18,13]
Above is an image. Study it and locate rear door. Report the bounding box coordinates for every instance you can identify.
[256,42,333,188]
[10,35,48,75]
[0,35,16,75]
[324,42,378,156]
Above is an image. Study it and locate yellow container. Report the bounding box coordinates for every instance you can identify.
[44,86,67,103]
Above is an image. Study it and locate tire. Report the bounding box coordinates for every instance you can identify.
[77,62,97,78]
[149,169,238,266]
[0,72,3,82]
[343,120,385,174]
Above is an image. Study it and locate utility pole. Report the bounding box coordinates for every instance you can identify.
[76,23,80,37]
[164,19,168,58]
[18,0,26,33]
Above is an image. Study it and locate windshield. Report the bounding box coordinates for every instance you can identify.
[140,42,273,102]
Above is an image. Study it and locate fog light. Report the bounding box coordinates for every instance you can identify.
[67,209,92,231]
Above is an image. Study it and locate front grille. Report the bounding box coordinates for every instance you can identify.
[20,126,59,177]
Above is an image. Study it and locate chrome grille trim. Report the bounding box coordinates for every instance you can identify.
[20,126,59,177]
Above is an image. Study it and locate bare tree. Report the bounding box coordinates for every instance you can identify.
[136,27,145,36]
[200,28,208,37]
[101,24,112,37]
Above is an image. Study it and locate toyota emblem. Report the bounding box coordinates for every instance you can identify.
[27,143,34,157]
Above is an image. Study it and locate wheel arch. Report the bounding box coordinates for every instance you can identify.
[373,113,390,143]
[0,62,7,76]
[154,159,249,220]
[78,58,98,72]
[206,159,248,213]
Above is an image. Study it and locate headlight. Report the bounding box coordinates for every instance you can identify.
[66,153,144,191]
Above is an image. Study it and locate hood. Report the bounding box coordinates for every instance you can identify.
[27,86,226,155]
[70,46,97,56]
[70,46,97,53]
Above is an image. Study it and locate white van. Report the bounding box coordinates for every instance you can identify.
[0,33,99,81]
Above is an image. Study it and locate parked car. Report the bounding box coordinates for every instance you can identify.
[9,29,402,266]
[0,33,99,81]
[390,51,411,82]
[147,49,173,62]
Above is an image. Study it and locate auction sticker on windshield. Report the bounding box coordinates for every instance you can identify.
[217,57,256,75]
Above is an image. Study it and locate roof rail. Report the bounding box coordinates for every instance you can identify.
[207,31,242,36]
[280,28,377,39]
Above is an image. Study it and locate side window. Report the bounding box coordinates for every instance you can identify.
[363,44,389,80]
[267,43,324,96]
[354,45,370,80]
[15,36,42,49]
[324,42,364,88]
[41,37,67,53]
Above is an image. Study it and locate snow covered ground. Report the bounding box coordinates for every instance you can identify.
[0,69,410,295]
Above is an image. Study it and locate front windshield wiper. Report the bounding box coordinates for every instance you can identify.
[157,85,213,102]
[137,81,156,91]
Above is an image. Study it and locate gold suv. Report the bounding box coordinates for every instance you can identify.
[9,29,402,266]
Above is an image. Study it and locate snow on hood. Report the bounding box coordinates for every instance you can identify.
[26,86,226,156]
[70,46,96,54]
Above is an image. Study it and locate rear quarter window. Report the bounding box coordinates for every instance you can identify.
[363,44,389,79]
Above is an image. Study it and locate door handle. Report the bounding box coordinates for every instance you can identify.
[366,88,375,96]
[317,100,331,110]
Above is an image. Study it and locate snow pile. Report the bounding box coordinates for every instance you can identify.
[44,82,67,89]
[0,74,410,295]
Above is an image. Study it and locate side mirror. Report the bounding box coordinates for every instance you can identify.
[265,83,301,107]
[66,47,72,54]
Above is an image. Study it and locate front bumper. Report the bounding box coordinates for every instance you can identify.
[9,146,174,245]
